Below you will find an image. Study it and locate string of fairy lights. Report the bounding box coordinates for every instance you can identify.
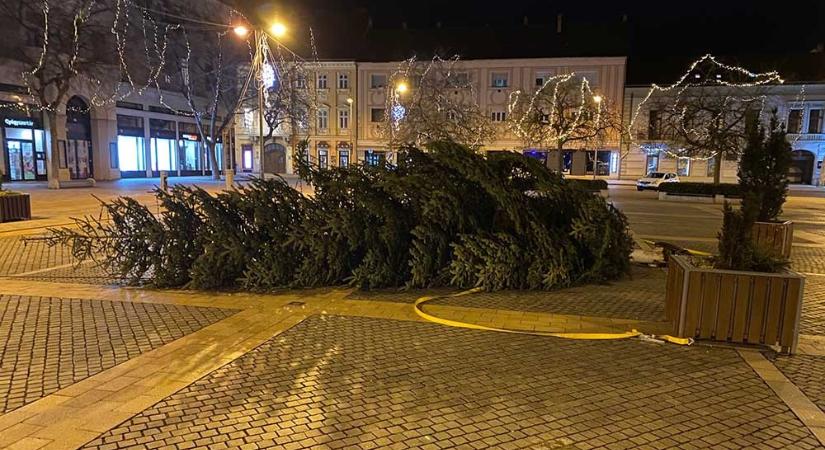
[0,3,813,164]
[507,72,605,147]
[627,54,807,162]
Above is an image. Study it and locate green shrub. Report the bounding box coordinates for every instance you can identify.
[46,141,634,292]
[658,182,742,197]
[715,199,788,273]
[738,113,791,222]
[566,179,608,192]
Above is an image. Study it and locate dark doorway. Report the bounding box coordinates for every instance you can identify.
[264,143,287,174]
[66,96,93,179]
[788,150,814,184]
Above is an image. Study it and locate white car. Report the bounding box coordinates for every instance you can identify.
[636,172,679,191]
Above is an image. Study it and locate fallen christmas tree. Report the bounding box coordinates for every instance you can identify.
[45,142,634,291]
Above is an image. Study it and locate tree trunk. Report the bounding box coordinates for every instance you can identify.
[555,142,564,174]
[713,152,723,185]
[206,141,220,180]
[45,110,61,189]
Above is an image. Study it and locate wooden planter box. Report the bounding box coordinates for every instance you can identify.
[665,254,805,353]
[753,221,793,259]
[0,193,32,223]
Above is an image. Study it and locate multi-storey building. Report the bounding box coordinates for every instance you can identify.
[621,83,825,185]
[235,56,628,176]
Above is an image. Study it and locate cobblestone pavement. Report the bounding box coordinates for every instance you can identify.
[771,353,825,414]
[794,247,825,275]
[14,262,130,286]
[83,315,821,450]
[0,295,236,414]
[802,276,825,336]
[344,287,460,304]
[430,267,666,322]
[0,236,73,276]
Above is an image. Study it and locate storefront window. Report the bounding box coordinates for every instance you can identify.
[151,138,177,171]
[117,136,146,171]
[645,152,659,175]
[677,158,690,177]
[180,139,200,171]
[318,148,328,169]
[338,149,349,167]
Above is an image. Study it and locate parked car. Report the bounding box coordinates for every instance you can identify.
[636,172,679,191]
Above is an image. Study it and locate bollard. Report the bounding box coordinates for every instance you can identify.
[225,168,234,190]
[159,171,168,192]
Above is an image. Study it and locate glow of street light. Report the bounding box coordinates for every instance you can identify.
[270,22,287,37]
[593,95,603,103]
[233,25,249,37]
[396,82,408,94]
[346,97,354,104]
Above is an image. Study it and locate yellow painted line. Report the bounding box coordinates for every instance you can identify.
[413,288,692,345]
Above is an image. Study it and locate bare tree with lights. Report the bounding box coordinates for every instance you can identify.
[259,57,314,162]
[507,74,622,172]
[0,0,115,188]
[382,56,496,150]
[628,55,783,184]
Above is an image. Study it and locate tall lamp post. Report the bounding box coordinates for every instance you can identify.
[233,21,287,176]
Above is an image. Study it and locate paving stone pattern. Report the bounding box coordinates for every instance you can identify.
[16,262,130,286]
[802,276,825,336]
[0,295,236,414]
[344,287,460,304]
[0,236,73,276]
[431,267,667,322]
[793,247,825,275]
[771,353,825,415]
[83,315,821,450]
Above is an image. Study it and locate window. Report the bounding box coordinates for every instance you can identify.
[648,110,662,139]
[338,109,349,129]
[117,136,146,171]
[446,111,457,121]
[490,111,507,122]
[370,108,385,122]
[370,74,387,88]
[706,157,716,177]
[317,74,328,89]
[317,109,329,130]
[451,72,470,87]
[242,144,254,171]
[365,150,385,166]
[318,148,328,169]
[787,109,803,133]
[296,77,307,88]
[676,158,690,177]
[645,152,659,175]
[492,72,508,88]
[338,73,349,89]
[535,76,546,87]
[808,109,823,134]
[338,148,350,167]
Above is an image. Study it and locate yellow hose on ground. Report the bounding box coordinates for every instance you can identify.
[413,288,693,345]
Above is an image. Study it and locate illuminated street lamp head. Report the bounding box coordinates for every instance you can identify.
[346,97,354,104]
[233,25,249,37]
[395,82,409,94]
[593,95,603,103]
[270,22,287,38]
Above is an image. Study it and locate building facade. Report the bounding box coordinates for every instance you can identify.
[0,64,226,184]
[232,61,358,175]
[232,57,627,176]
[620,83,825,185]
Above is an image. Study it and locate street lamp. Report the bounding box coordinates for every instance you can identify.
[233,25,249,37]
[593,95,602,104]
[395,82,408,94]
[270,22,287,38]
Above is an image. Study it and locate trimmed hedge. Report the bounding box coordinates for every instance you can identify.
[566,179,608,192]
[658,182,742,198]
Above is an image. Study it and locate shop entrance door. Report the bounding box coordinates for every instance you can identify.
[6,140,37,181]
[67,139,92,179]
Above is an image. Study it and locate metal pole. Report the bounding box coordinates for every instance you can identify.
[257,31,265,177]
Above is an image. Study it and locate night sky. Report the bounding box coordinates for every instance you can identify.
[238,0,825,82]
